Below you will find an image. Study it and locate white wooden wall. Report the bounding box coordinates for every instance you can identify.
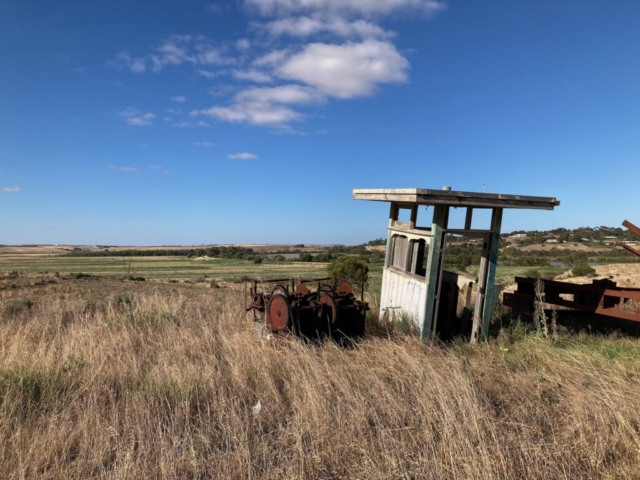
[380,268,428,326]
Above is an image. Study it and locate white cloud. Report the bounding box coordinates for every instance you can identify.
[278,39,409,98]
[198,69,225,79]
[171,96,186,103]
[110,35,234,74]
[165,108,182,114]
[264,16,389,38]
[228,152,259,160]
[191,142,215,147]
[195,85,323,127]
[110,52,147,73]
[236,38,251,51]
[245,0,446,17]
[173,120,211,128]
[232,69,273,83]
[149,165,170,175]
[108,165,138,172]
[126,113,156,126]
[200,103,301,126]
[118,106,140,118]
[235,85,324,104]
[2,187,20,193]
[253,49,290,67]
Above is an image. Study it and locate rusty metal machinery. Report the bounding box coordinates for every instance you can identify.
[244,277,369,342]
[504,219,640,323]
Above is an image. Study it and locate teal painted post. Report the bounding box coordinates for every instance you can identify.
[420,205,448,341]
[480,208,503,341]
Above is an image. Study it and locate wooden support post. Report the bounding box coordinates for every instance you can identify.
[465,207,473,230]
[420,205,448,341]
[470,208,503,343]
[481,208,503,340]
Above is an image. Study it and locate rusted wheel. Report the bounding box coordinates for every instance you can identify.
[267,294,291,331]
[337,281,353,295]
[318,292,339,325]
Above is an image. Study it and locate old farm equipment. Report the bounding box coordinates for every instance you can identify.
[244,277,369,342]
[504,219,640,324]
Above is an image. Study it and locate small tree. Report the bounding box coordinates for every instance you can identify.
[572,263,596,277]
[328,256,369,284]
[299,253,313,262]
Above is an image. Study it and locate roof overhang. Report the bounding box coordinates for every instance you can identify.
[353,188,560,210]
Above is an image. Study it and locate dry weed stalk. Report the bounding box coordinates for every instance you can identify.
[1,288,640,478]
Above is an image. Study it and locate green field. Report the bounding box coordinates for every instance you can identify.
[0,255,333,282]
[0,253,567,290]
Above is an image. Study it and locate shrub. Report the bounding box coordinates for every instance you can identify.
[572,263,596,277]
[524,269,541,279]
[327,256,369,284]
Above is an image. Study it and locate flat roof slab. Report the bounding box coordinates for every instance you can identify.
[353,188,560,210]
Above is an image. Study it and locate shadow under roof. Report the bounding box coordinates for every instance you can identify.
[353,188,560,210]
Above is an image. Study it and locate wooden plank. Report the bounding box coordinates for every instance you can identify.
[420,205,447,341]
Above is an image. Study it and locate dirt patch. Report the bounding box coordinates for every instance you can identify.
[555,263,640,288]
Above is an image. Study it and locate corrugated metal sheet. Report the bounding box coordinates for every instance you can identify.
[380,268,428,326]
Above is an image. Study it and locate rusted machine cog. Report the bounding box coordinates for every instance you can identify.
[295,283,310,295]
[337,281,353,295]
[267,294,291,331]
[318,292,339,324]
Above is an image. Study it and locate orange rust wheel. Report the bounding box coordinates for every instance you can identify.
[337,282,353,295]
[267,294,291,331]
[318,292,338,325]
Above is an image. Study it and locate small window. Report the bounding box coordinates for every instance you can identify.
[389,235,409,269]
[409,239,427,276]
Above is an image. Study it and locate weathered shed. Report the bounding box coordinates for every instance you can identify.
[353,187,560,342]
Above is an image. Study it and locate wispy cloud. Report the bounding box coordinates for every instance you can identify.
[2,187,20,193]
[173,120,210,128]
[149,165,170,175]
[228,152,258,160]
[232,69,273,83]
[191,142,215,147]
[126,113,156,126]
[108,0,446,130]
[117,107,156,126]
[107,165,138,172]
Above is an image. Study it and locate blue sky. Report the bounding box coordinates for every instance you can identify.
[1,0,639,245]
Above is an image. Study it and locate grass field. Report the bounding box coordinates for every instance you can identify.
[3,254,640,478]
[2,274,640,478]
[0,255,332,282]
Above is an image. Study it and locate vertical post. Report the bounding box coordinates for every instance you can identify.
[470,208,503,343]
[384,203,397,266]
[464,207,473,230]
[420,204,448,341]
[470,243,488,343]
[481,208,503,341]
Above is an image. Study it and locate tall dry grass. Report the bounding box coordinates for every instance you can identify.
[1,288,640,479]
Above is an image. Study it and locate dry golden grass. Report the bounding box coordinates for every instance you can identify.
[2,285,640,479]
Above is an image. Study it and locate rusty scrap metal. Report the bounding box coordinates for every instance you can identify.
[244,277,369,341]
[504,277,640,323]
[620,220,640,257]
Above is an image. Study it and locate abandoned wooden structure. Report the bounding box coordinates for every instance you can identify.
[353,187,560,342]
